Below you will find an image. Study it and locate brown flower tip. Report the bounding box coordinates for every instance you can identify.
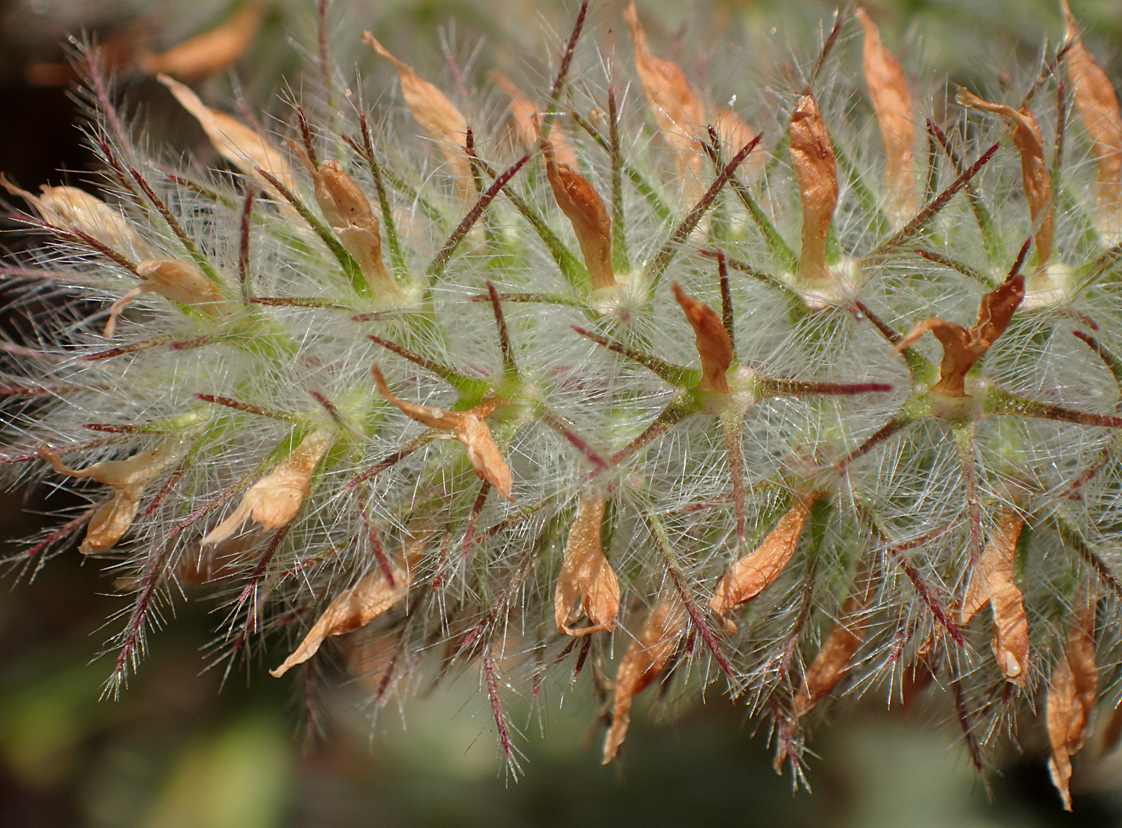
[894,270,1024,397]
[1062,0,1122,242]
[371,364,514,500]
[543,141,616,291]
[1,175,148,255]
[290,144,400,298]
[1046,594,1099,811]
[489,71,578,167]
[671,282,732,393]
[138,3,264,82]
[362,33,473,196]
[38,442,180,554]
[856,7,917,225]
[710,491,820,632]
[270,557,412,678]
[958,507,1028,682]
[202,430,334,546]
[554,495,621,636]
[790,93,838,285]
[602,596,687,763]
[957,88,1052,266]
[624,1,706,199]
[159,74,296,204]
[105,258,229,337]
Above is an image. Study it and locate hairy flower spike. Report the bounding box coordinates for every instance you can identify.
[10,0,1122,793]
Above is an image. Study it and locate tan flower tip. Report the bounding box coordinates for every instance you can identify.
[1046,595,1099,810]
[202,430,333,546]
[671,282,733,393]
[1,175,147,255]
[603,597,687,763]
[489,71,578,167]
[105,258,228,336]
[958,507,1028,683]
[38,441,180,554]
[371,364,514,500]
[270,558,412,678]
[554,495,620,636]
[362,32,473,195]
[790,93,838,285]
[543,141,616,292]
[710,491,819,624]
[137,3,265,82]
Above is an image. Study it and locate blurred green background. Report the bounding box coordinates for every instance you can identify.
[4,0,1122,825]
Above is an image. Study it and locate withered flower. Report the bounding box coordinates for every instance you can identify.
[894,271,1024,397]
[363,33,473,195]
[290,145,400,297]
[856,8,917,224]
[38,441,180,554]
[790,94,838,286]
[138,3,265,82]
[624,1,706,199]
[104,258,229,336]
[489,71,578,167]
[1046,595,1099,811]
[1,175,147,255]
[671,282,733,393]
[159,74,296,202]
[371,364,514,500]
[554,494,620,636]
[958,88,1052,266]
[544,141,616,291]
[1062,0,1122,241]
[710,491,820,632]
[958,507,1028,682]
[203,429,334,545]
[603,597,687,763]
[271,556,412,678]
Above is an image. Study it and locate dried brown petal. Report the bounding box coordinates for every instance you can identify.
[793,561,875,719]
[371,364,514,500]
[270,557,411,678]
[158,74,296,203]
[671,282,732,393]
[1063,0,1122,241]
[555,495,620,636]
[363,33,473,194]
[710,491,820,630]
[603,597,687,763]
[290,145,399,297]
[958,507,1028,682]
[488,71,578,167]
[624,2,706,198]
[895,273,1024,397]
[856,8,917,224]
[957,88,1052,265]
[1,175,147,255]
[202,430,333,545]
[713,108,761,177]
[544,141,615,291]
[790,93,838,285]
[39,441,179,554]
[105,258,229,336]
[1046,597,1099,811]
[137,3,264,82]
